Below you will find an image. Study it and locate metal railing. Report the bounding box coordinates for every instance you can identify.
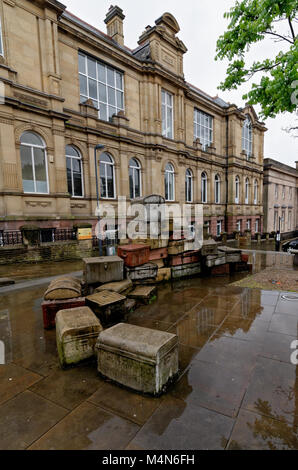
[0,231,23,246]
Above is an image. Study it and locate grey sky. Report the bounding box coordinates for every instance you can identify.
[65,0,297,168]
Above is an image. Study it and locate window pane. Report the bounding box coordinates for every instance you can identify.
[99,103,107,121]
[167,108,172,137]
[78,54,86,74]
[66,146,79,158]
[21,146,34,192]
[99,83,107,102]
[129,168,134,199]
[99,162,106,198]
[88,79,97,100]
[79,75,87,96]
[98,63,106,82]
[73,170,83,197]
[116,90,124,109]
[108,87,116,106]
[108,106,116,121]
[21,132,43,146]
[34,148,47,193]
[67,166,72,195]
[87,57,96,78]
[134,169,140,198]
[106,164,114,198]
[116,72,123,90]
[107,67,114,86]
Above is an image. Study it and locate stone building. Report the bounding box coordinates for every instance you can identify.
[263,158,298,237]
[0,0,266,237]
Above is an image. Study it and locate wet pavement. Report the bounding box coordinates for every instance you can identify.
[0,260,297,450]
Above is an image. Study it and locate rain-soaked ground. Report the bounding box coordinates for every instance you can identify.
[0,251,297,450]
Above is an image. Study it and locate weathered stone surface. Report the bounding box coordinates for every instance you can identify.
[218,246,241,263]
[95,279,133,295]
[124,298,137,313]
[201,240,218,256]
[86,290,126,325]
[168,240,185,255]
[128,286,157,302]
[96,323,178,395]
[44,277,82,300]
[171,262,201,279]
[125,263,158,281]
[56,307,103,368]
[0,278,15,287]
[83,256,124,285]
[206,253,226,267]
[153,259,165,269]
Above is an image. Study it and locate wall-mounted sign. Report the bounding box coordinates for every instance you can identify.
[77,228,92,240]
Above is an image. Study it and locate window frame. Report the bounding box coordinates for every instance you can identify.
[194,109,213,151]
[236,220,241,232]
[99,153,116,200]
[66,145,84,198]
[242,115,253,159]
[161,90,174,139]
[129,158,142,200]
[164,163,175,202]
[255,219,259,233]
[78,52,125,123]
[253,179,258,205]
[216,220,222,237]
[201,172,208,203]
[20,132,49,195]
[235,176,240,204]
[185,168,193,203]
[245,178,249,204]
[214,174,220,204]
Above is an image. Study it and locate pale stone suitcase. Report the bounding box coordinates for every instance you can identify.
[96,323,178,395]
[56,306,103,368]
[125,262,158,281]
[83,256,124,285]
[171,262,201,279]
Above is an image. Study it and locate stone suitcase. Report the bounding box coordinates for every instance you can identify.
[56,306,103,368]
[206,252,226,267]
[117,244,150,267]
[83,256,124,285]
[149,247,168,261]
[171,262,201,279]
[218,246,241,263]
[168,250,200,266]
[42,297,86,329]
[96,323,178,395]
[168,240,185,255]
[86,290,126,326]
[201,240,218,256]
[125,262,158,281]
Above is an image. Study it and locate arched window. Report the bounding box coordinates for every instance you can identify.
[165,163,175,201]
[99,153,115,199]
[214,174,220,204]
[201,172,207,203]
[20,131,48,194]
[66,145,84,197]
[242,115,252,159]
[235,176,240,203]
[185,169,193,203]
[129,158,141,199]
[254,179,258,205]
[245,178,249,204]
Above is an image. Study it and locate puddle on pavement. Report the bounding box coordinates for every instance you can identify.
[0,260,84,282]
[0,252,297,450]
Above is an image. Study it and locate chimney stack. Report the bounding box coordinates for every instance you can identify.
[104,5,125,46]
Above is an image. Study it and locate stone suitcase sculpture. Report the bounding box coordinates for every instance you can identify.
[56,306,103,368]
[86,290,126,325]
[117,244,150,267]
[83,256,124,285]
[125,262,158,281]
[96,323,178,395]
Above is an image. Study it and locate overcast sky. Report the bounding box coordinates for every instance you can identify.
[65,0,297,168]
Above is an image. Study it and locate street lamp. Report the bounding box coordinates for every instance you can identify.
[94,144,105,256]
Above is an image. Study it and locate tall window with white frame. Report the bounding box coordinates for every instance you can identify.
[129,158,141,199]
[20,132,48,194]
[66,145,84,197]
[201,172,208,203]
[162,90,174,139]
[194,109,213,151]
[255,219,259,233]
[288,211,292,230]
[165,163,175,201]
[214,174,220,204]
[242,115,252,159]
[0,16,4,56]
[245,178,249,204]
[185,169,193,203]
[216,220,222,237]
[254,179,258,205]
[78,52,124,122]
[99,153,115,199]
[235,175,240,203]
